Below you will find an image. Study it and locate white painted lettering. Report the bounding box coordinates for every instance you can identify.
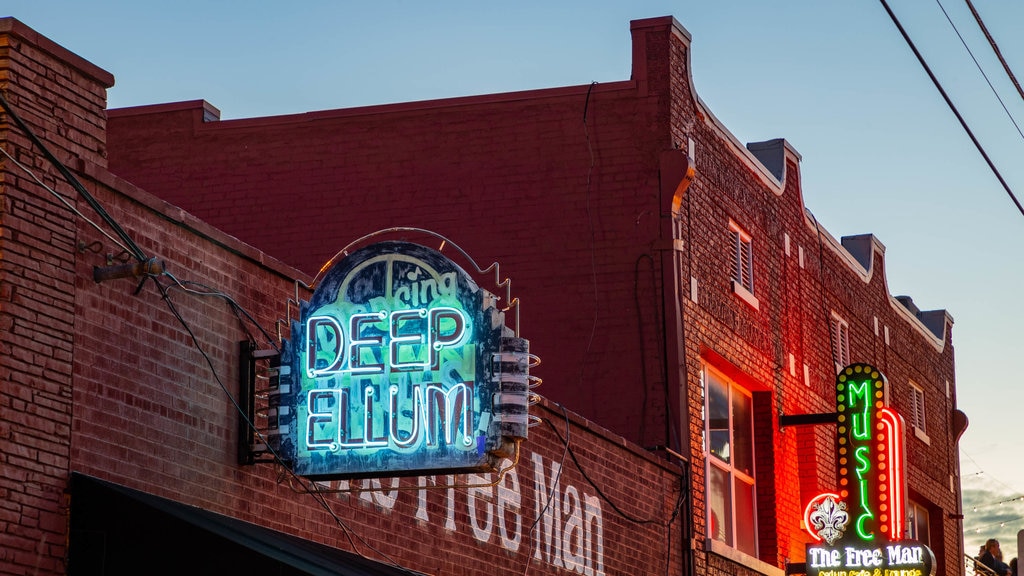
[333,452,606,574]
[415,476,432,522]
[562,485,585,573]
[497,463,522,552]
[444,474,457,531]
[466,473,495,543]
[584,493,604,576]
[532,453,564,568]
[370,477,399,509]
[394,271,457,308]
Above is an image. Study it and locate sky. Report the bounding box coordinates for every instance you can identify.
[6,0,1024,562]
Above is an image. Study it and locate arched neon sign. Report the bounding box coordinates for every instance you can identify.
[274,241,532,479]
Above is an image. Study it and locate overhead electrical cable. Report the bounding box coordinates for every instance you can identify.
[152,274,422,574]
[0,92,420,573]
[0,143,134,258]
[877,0,1024,218]
[0,91,148,261]
[521,405,571,576]
[543,413,685,527]
[161,272,280,351]
[960,447,1024,507]
[935,0,1024,142]
[962,0,1024,104]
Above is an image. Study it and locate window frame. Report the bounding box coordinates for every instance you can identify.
[702,364,759,558]
[906,500,930,545]
[830,313,850,374]
[909,382,930,443]
[729,220,759,310]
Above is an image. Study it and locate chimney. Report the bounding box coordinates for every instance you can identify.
[0,17,115,168]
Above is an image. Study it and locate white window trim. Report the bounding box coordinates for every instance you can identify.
[914,426,931,445]
[729,220,758,310]
[910,382,930,444]
[830,313,850,373]
[732,280,760,310]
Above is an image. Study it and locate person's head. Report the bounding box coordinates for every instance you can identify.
[988,539,1001,553]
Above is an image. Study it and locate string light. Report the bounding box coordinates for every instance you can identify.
[960,448,1024,542]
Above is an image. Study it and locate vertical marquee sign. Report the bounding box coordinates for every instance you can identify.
[803,363,935,576]
[271,241,533,479]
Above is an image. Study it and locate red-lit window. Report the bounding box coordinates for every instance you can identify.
[703,364,758,557]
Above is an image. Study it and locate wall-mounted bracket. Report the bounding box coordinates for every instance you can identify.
[778,412,838,428]
[238,341,283,466]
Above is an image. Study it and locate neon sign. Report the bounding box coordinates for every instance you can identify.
[273,241,532,479]
[804,364,934,576]
[805,541,933,576]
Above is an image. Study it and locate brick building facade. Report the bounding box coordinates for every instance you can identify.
[1,14,964,576]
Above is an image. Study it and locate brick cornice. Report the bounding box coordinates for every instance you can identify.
[0,17,114,89]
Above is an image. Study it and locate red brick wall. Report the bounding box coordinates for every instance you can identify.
[0,17,114,573]
[2,14,963,576]
[63,161,688,575]
[676,121,959,570]
[0,19,112,169]
[107,89,681,453]
[0,17,688,576]
[65,168,689,573]
[104,15,962,575]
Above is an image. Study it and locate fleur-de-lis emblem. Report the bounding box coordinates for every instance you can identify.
[809,495,849,545]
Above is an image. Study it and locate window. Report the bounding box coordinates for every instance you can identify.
[730,221,754,293]
[830,313,850,373]
[703,364,757,557]
[907,500,930,545]
[729,220,758,309]
[910,382,927,435]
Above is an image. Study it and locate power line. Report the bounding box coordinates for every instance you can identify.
[0,143,134,258]
[967,495,1024,514]
[965,514,1024,535]
[151,275,421,573]
[962,0,1024,104]
[0,91,148,261]
[0,92,422,574]
[934,0,1024,143]
[877,0,1024,218]
[961,448,1024,497]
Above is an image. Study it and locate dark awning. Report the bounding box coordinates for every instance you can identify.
[69,472,428,576]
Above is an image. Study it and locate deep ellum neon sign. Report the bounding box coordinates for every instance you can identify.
[803,364,935,576]
[273,241,532,479]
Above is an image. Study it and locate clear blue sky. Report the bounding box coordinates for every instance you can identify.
[7,0,1024,559]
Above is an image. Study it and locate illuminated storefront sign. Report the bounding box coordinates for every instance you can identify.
[273,241,532,479]
[806,541,933,576]
[803,364,935,576]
